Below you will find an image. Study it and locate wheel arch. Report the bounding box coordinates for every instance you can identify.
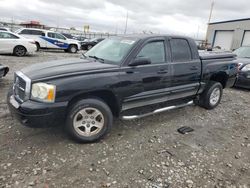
[209,72,229,88]
[67,89,120,117]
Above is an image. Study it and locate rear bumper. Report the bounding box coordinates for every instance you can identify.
[26,44,37,54]
[234,73,250,89]
[7,93,68,128]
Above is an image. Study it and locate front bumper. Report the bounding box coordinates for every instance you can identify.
[7,93,68,128]
[234,72,250,89]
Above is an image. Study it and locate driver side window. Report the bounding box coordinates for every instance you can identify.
[136,41,166,64]
[55,33,66,40]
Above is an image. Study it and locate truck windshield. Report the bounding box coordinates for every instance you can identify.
[233,46,250,58]
[85,38,137,64]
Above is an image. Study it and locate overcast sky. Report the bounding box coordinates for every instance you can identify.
[0,0,249,38]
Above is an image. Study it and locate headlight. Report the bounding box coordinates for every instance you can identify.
[241,64,250,72]
[31,83,56,103]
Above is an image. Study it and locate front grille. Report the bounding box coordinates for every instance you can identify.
[13,72,31,102]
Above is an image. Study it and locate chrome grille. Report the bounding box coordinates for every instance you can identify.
[13,71,31,102]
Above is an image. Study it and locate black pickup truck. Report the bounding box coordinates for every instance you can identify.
[8,35,238,142]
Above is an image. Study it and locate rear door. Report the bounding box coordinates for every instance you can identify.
[45,32,60,49]
[168,38,201,100]
[121,38,171,110]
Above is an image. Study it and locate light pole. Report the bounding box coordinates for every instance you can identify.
[205,0,215,47]
[124,11,128,34]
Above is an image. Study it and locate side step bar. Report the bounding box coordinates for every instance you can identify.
[121,101,194,120]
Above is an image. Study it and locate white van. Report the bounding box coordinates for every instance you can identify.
[16,28,81,53]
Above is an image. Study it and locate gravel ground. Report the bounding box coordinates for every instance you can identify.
[0,51,250,188]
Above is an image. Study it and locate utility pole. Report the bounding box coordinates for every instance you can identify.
[205,0,215,47]
[197,25,200,39]
[124,11,128,34]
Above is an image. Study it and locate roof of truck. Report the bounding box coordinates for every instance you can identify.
[116,34,192,40]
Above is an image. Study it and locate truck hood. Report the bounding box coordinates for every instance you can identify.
[21,58,119,81]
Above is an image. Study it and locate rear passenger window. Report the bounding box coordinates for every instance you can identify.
[48,32,56,38]
[20,29,31,34]
[137,41,166,64]
[170,39,192,62]
[31,30,43,35]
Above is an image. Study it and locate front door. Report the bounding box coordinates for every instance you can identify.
[121,38,171,110]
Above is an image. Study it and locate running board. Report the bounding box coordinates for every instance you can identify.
[121,101,194,120]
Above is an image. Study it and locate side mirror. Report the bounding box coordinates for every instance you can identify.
[129,57,151,66]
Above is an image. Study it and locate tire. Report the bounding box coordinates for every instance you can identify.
[66,98,113,142]
[13,46,26,57]
[68,45,78,53]
[35,42,40,51]
[87,45,93,50]
[197,81,223,110]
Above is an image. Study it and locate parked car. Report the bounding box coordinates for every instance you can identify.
[0,64,9,78]
[0,31,37,56]
[75,36,87,42]
[81,38,105,50]
[16,28,81,53]
[8,35,238,142]
[233,46,250,89]
[61,33,76,40]
[0,27,11,32]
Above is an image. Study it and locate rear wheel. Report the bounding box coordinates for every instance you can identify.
[35,42,40,51]
[66,98,113,142]
[13,46,26,57]
[68,45,78,53]
[196,81,223,110]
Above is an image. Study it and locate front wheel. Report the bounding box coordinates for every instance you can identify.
[66,98,113,142]
[68,45,78,53]
[196,81,223,110]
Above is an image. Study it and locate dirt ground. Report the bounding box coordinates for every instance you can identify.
[0,50,249,188]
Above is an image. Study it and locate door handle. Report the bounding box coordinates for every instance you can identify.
[157,69,168,74]
[190,66,198,71]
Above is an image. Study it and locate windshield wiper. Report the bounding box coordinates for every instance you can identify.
[81,53,87,59]
[88,55,105,63]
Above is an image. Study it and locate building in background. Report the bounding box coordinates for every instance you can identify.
[20,21,45,29]
[207,18,250,50]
